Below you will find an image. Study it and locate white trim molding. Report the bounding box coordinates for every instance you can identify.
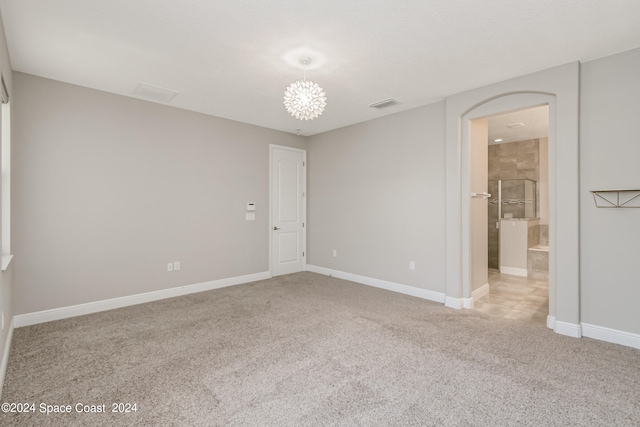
[547,315,556,330]
[471,282,490,302]
[553,319,582,338]
[582,323,640,350]
[0,318,14,398]
[445,296,474,309]
[547,316,583,338]
[305,265,446,304]
[13,271,271,328]
[499,266,527,277]
[445,296,463,309]
[446,283,489,310]
[1,254,12,271]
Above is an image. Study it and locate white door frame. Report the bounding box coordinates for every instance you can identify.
[444,62,582,338]
[269,144,307,276]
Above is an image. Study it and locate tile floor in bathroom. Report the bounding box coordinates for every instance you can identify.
[474,269,549,325]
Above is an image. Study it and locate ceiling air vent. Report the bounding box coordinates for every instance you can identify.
[132,83,179,102]
[506,122,525,129]
[369,98,400,109]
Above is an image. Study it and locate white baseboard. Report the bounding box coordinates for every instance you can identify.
[549,316,640,349]
[13,271,271,328]
[582,323,640,350]
[305,265,446,304]
[0,318,14,399]
[554,319,582,338]
[547,315,556,330]
[11,268,640,356]
[444,296,462,309]
[472,283,490,302]
[499,266,528,277]
[444,296,474,309]
[444,283,488,310]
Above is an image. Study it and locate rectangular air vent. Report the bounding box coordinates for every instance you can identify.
[133,83,179,103]
[369,98,400,109]
[506,122,525,128]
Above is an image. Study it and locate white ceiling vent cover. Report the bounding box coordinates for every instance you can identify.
[133,83,179,102]
[506,122,525,128]
[369,98,400,109]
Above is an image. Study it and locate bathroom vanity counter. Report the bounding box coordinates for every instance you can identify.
[500,218,540,276]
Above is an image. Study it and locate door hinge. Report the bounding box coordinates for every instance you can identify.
[303,222,305,227]
[303,251,305,257]
[303,161,305,166]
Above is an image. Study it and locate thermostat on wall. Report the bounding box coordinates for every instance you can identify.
[247,203,256,211]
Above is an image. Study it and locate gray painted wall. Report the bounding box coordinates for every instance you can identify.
[308,50,640,336]
[12,73,306,314]
[580,47,640,334]
[307,103,446,292]
[8,46,640,339]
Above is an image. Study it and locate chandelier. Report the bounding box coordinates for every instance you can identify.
[283,57,327,121]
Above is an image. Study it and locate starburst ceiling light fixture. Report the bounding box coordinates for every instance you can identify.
[283,57,327,121]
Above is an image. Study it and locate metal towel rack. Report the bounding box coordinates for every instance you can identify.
[471,192,491,199]
[590,189,640,208]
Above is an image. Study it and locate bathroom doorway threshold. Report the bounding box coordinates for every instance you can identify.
[473,270,549,325]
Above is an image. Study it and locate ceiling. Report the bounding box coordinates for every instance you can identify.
[1,1,639,137]
[488,105,548,145]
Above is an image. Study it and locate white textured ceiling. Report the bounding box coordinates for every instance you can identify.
[488,105,549,145]
[1,0,639,136]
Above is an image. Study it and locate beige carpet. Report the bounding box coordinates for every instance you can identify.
[1,272,639,426]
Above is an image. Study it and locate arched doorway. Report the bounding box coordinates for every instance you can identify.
[444,63,582,338]
[465,99,550,324]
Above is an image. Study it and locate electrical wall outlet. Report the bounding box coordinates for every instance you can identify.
[409,261,416,270]
[173,261,181,271]
[167,262,173,272]
[332,249,337,257]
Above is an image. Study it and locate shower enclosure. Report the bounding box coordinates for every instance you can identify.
[488,179,537,270]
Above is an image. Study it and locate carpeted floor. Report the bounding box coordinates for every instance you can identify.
[1,272,639,426]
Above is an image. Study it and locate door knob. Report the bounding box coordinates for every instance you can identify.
[273,226,281,230]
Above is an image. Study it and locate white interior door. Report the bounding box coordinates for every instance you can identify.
[270,145,305,276]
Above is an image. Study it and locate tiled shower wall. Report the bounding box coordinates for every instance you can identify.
[488,139,540,270]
